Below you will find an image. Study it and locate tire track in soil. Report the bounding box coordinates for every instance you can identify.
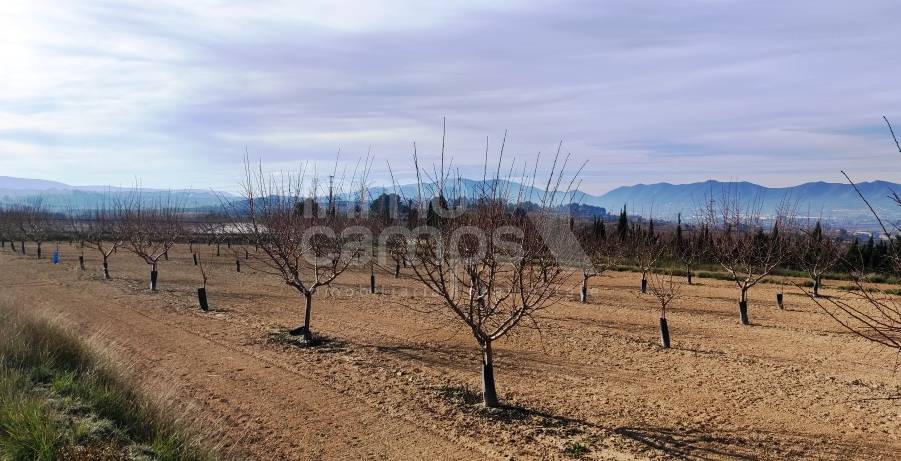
[0,258,490,461]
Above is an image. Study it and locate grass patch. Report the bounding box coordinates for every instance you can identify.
[0,305,215,460]
[562,439,590,458]
[612,263,901,286]
[435,383,483,406]
[265,329,345,351]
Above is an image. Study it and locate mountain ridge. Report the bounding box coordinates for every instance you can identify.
[0,176,898,225]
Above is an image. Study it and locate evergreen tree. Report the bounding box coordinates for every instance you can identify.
[590,217,606,240]
[617,205,629,239]
[847,238,860,264]
[675,213,684,251]
[405,199,418,228]
[864,236,875,269]
[812,221,823,242]
[427,202,437,227]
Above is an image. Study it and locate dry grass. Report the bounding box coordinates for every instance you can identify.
[0,302,216,461]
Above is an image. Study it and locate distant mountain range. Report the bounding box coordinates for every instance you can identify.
[1,176,898,226]
[0,176,232,210]
[370,178,901,225]
[584,180,901,224]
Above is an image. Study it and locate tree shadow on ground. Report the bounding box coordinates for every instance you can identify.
[613,425,879,461]
[614,426,760,460]
[264,329,349,352]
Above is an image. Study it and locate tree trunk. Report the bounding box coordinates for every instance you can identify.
[21,241,25,254]
[37,242,42,259]
[641,274,647,294]
[302,292,313,341]
[580,274,588,303]
[739,298,749,325]
[813,276,820,298]
[394,261,400,278]
[193,253,198,265]
[197,287,209,311]
[659,317,671,348]
[481,340,499,407]
[78,255,85,270]
[776,292,784,309]
[236,259,241,272]
[290,292,314,342]
[216,243,221,256]
[687,266,692,285]
[102,255,110,280]
[370,270,376,294]
[150,261,159,291]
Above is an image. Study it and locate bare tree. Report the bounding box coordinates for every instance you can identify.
[798,220,842,298]
[403,141,583,407]
[200,220,229,258]
[71,204,122,279]
[633,225,664,294]
[809,116,901,353]
[227,159,368,343]
[675,220,707,285]
[385,232,408,278]
[13,202,50,258]
[196,255,210,311]
[648,265,681,349]
[703,192,792,325]
[0,208,12,250]
[118,193,185,291]
[579,235,623,304]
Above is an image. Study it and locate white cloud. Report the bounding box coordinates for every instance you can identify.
[0,0,900,193]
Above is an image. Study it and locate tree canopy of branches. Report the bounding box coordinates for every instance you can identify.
[632,224,664,294]
[647,264,681,348]
[810,116,901,352]
[797,220,842,297]
[117,193,185,290]
[10,203,51,258]
[578,229,623,303]
[702,192,793,325]
[229,159,369,342]
[402,140,585,407]
[70,204,123,279]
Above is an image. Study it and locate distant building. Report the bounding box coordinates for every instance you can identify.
[852,231,872,242]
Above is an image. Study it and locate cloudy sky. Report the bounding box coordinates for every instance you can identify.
[1,0,900,194]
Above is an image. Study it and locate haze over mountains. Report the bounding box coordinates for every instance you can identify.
[0,176,230,210]
[1,176,898,227]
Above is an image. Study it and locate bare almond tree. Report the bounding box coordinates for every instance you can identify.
[676,222,707,285]
[72,205,122,279]
[798,220,843,298]
[648,265,681,349]
[385,232,408,278]
[196,254,210,311]
[200,220,229,258]
[227,159,368,343]
[702,192,793,325]
[809,116,901,353]
[633,226,664,294]
[403,141,584,407]
[579,235,623,304]
[13,202,50,258]
[118,193,185,291]
[0,208,12,250]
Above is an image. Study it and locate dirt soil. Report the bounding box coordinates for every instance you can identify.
[0,244,899,460]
